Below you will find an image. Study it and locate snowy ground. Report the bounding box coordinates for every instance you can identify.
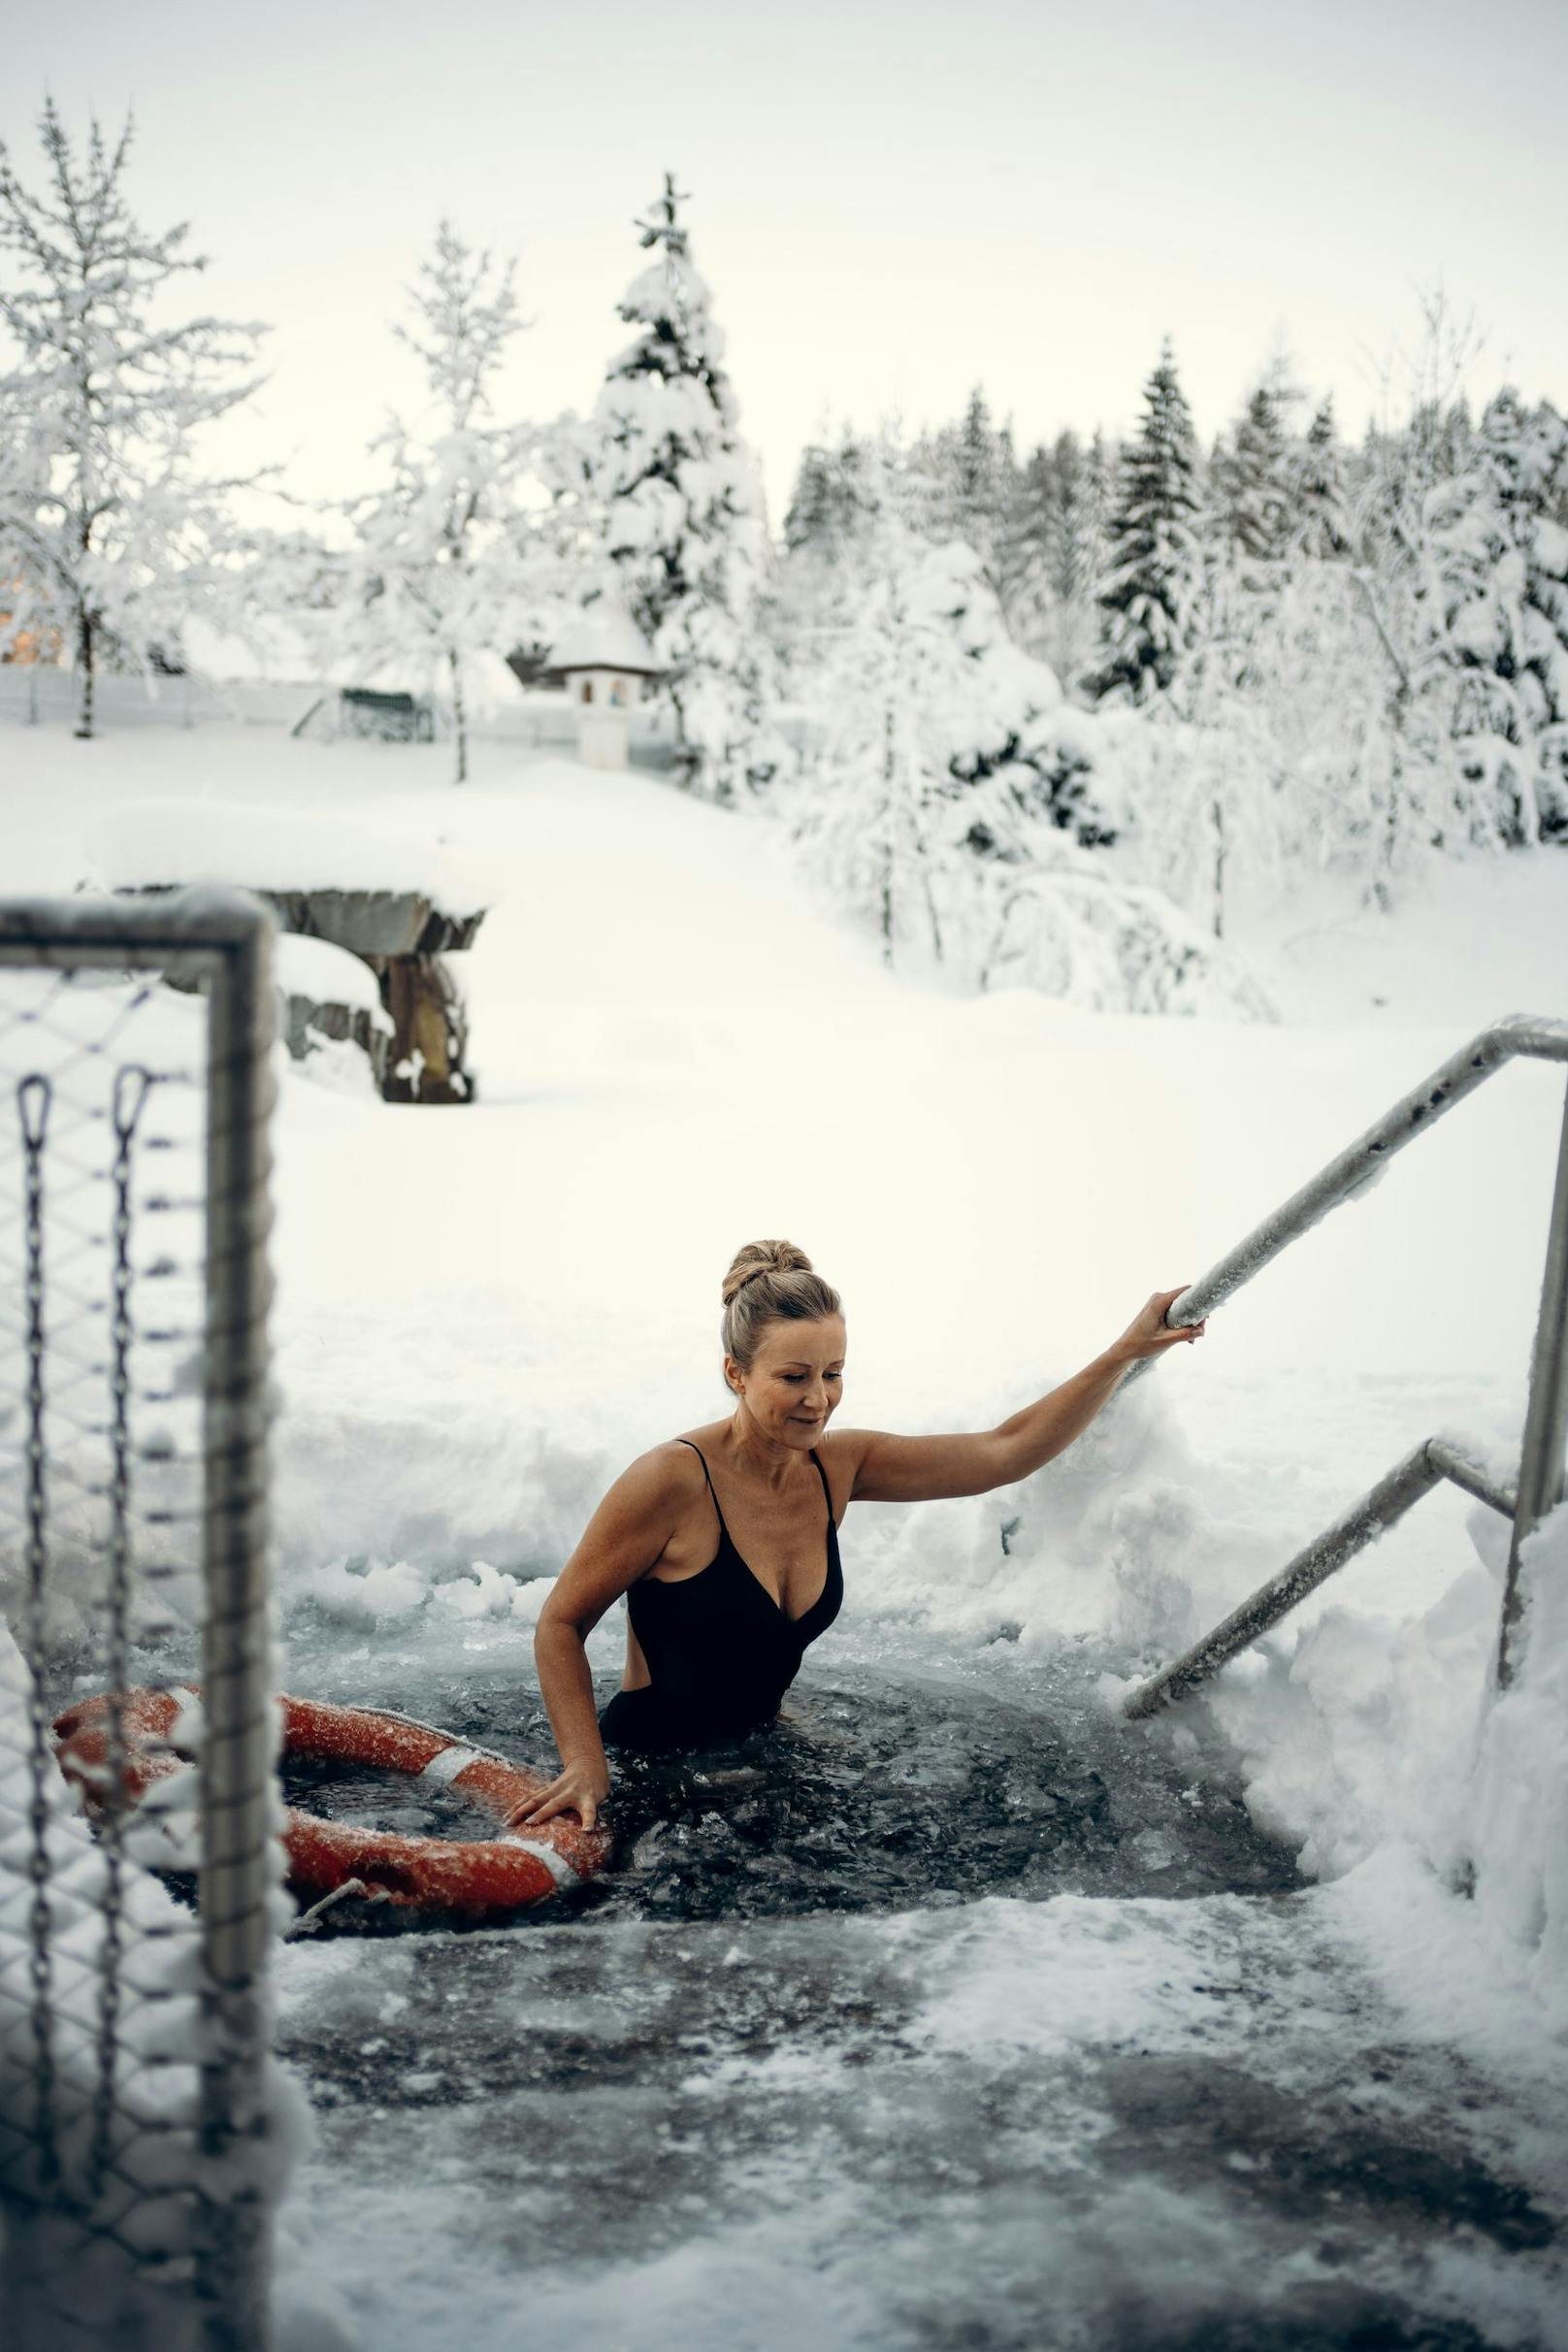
[3,721,1568,2348]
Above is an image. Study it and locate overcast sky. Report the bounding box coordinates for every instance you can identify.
[3,0,1563,527]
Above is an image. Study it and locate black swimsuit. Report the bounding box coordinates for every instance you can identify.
[598,1439,844,1754]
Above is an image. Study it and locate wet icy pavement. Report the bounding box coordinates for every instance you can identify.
[267,1650,1568,2351]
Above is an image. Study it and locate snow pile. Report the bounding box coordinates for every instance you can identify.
[0,1623,310,2343]
[1466,1499,1568,2028]
[931,837,1277,1018]
[299,1555,550,1629]
[0,1635,203,2219]
[81,799,492,918]
[274,933,391,1022]
[1147,1490,1568,2036]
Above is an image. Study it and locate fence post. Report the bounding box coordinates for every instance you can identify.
[196,898,279,2351]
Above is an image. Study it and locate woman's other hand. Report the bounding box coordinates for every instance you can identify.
[1114,1286,1206,1362]
[506,1760,610,1834]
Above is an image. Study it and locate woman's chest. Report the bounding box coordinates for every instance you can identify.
[661,1488,833,1613]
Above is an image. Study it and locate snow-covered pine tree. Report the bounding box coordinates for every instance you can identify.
[783,443,838,558]
[1087,341,1203,707]
[1033,428,1112,699]
[1429,388,1568,843]
[587,173,777,802]
[340,219,557,784]
[1194,385,1292,708]
[771,424,874,680]
[1134,537,1294,941]
[0,97,270,735]
[996,439,1058,656]
[930,386,1014,593]
[1213,385,1295,571]
[781,424,870,566]
[1070,429,1116,687]
[1292,397,1353,560]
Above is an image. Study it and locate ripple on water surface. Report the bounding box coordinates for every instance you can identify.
[278,1663,1300,1933]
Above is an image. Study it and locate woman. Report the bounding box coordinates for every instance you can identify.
[514,1239,1205,1834]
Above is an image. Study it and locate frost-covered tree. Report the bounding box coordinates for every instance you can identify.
[780,427,1269,1016]
[586,172,778,801]
[1087,341,1203,706]
[786,429,984,965]
[340,219,560,783]
[784,440,843,558]
[1291,397,1353,560]
[1017,427,1113,698]
[996,439,1058,655]
[1213,385,1294,569]
[1321,293,1503,896]
[1132,532,1323,941]
[770,424,874,679]
[930,386,1015,590]
[780,425,872,572]
[1428,388,1568,842]
[0,98,270,735]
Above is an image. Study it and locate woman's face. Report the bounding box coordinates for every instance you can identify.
[729,1315,846,1448]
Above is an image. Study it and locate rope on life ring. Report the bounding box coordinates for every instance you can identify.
[51,1688,609,1918]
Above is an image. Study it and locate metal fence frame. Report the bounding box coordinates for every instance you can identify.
[1123,1013,1568,1718]
[0,887,278,2350]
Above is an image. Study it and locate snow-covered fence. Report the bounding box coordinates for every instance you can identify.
[0,663,683,766]
[0,891,291,2351]
[0,668,239,733]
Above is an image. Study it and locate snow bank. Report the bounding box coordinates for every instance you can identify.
[1134,1492,1568,2038]
[1467,1499,1568,2027]
[0,1624,313,2341]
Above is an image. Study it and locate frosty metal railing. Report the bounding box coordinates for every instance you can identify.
[0,887,278,2352]
[1122,1013,1568,1719]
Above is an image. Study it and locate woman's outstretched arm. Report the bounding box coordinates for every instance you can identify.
[835,1287,1204,1504]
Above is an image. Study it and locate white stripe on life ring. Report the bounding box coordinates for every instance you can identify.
[419,1744,480,1784]
[500,1836,581,1890]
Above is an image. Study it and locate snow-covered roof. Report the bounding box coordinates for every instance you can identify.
[549,604,661,674]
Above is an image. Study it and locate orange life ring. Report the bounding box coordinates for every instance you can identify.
[52,1687,609,1916]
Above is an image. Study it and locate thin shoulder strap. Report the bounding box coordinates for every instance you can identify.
[809,1448,837,1529]
[675,1437,729,1535]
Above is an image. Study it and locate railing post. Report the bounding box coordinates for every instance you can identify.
[1496,1072,1568,1686]
[197,896,279,2351]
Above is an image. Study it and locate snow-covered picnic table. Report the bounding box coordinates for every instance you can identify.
[82,800,489,1102]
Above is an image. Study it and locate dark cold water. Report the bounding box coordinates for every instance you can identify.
[261,1650,1567,2349]
[278,1660,1301,1933]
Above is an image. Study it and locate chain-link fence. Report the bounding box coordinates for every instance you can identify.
[0,890,286,2352]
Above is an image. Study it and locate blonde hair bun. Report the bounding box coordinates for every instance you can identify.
[721,1238,814,1308]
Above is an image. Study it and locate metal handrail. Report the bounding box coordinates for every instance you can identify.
[1123,1013,1568,1717]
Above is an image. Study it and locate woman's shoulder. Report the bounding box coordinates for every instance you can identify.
[608,1433,720,1515]
[815,1426,867,1518]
